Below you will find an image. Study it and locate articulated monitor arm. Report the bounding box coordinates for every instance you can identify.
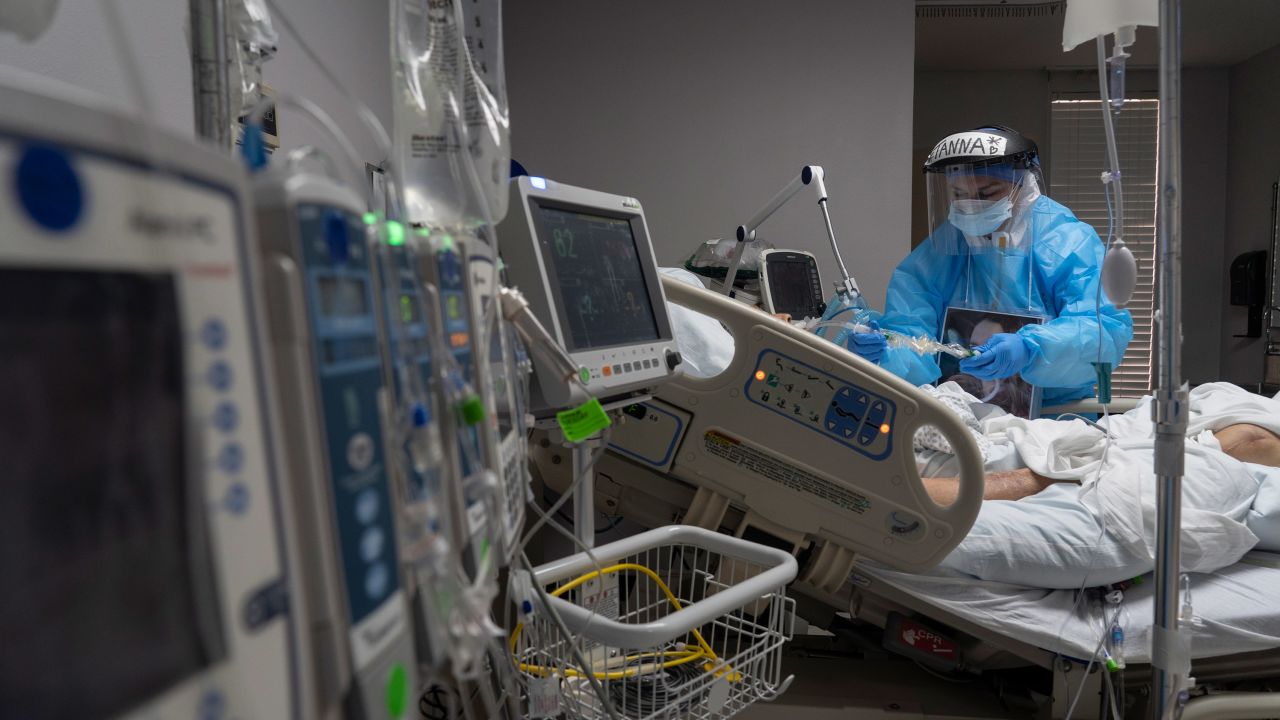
[723,165,860,303]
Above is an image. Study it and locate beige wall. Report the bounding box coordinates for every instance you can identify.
[1221,43,1280,387]
[503,0,916,310]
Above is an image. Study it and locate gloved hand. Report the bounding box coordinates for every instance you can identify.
[848,320,887,364]
[959,332,1032,380]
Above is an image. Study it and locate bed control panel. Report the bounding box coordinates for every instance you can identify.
[744,350,896,460]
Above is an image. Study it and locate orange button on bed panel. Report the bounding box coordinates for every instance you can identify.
[602,366,612,377]
[754,370,766,381]
[880,423,891,434]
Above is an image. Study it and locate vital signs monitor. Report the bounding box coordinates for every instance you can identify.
[0,76,303,718]
[499,176,682,414]
[759,249,826,320]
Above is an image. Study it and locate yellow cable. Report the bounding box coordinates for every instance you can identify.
[511,562,741,682]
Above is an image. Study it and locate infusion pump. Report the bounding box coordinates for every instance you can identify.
[0,78,305,716]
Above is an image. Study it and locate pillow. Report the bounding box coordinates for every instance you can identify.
[658,267,735,378]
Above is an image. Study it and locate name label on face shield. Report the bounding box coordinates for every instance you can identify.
[926,132,1008,166]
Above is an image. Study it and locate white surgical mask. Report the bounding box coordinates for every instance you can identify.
[949,196,1013,237]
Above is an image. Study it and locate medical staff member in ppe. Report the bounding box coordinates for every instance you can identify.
[847,125,1132,408]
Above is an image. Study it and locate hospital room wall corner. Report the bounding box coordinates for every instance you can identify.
[502,0,915,310]
[1221,42,1280,387]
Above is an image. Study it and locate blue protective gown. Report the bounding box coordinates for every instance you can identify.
[877,195,1133,407]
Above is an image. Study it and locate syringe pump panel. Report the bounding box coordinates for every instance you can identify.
[499,176,681,414]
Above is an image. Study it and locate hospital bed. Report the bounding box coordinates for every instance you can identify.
[530,275,1280,719]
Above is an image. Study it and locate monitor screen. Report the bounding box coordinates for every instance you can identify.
[766,257,821,317]
[0,269,220,719]
[534,204,660,351]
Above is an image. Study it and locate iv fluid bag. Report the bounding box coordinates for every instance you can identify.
[393,0,510,228]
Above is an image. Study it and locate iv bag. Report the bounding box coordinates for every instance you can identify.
[228,0,278,118]
[392,0,510,229]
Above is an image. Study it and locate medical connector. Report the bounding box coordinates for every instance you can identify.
[813,318,981,360]
[509,569,537,620]
[407,403,441,475]
[1180,573,1195,624]
[884,332,978,360]
[1108,26,1136,113]
[1093,362,1114,404]
[459,394,486,426]
[1108,624,1126,670]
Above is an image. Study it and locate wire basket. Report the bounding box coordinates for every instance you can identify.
[512,525,798,720]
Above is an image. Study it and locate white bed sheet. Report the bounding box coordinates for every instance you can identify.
[853,552,1280,663]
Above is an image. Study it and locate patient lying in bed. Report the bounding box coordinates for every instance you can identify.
[659,266,1280,588]
[919,382,1280,588]
[922,422,1280,506]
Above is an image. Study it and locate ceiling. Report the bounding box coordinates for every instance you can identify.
[916,0,1280,70]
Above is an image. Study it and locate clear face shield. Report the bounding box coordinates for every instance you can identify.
[925,161,1042,254]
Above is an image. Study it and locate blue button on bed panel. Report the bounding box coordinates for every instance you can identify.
[15,144,84,232]
[868,400,887,427]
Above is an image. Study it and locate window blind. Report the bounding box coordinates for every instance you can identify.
[1049,98,1160,397]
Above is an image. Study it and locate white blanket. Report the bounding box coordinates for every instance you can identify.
[939,384,1280,587]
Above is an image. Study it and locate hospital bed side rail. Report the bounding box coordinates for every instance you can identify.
[651,276,985,575]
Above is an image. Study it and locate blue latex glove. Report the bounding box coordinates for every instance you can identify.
[960,332,1032,380]
[849,320,887,364]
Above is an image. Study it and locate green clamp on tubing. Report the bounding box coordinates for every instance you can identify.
[557,398,612,443]
[1093,362,1113,405]
[460,394,486,426]
[385,663,407,718]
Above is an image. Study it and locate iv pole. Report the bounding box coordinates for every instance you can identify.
[1151,0,1190,717]
[189,0,232,147]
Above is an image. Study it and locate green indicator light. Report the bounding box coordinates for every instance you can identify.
[385,663,407,718]
[362,212,377,225]
[415,227,431,237]
[440,234,455,250]
[579,367,590,384]
[385,220,406,246]
[399,295,414,324]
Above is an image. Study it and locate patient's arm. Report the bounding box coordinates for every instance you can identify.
[1215,423,1280,467]
[920,423,1280,507]
[923,468,1075,506]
